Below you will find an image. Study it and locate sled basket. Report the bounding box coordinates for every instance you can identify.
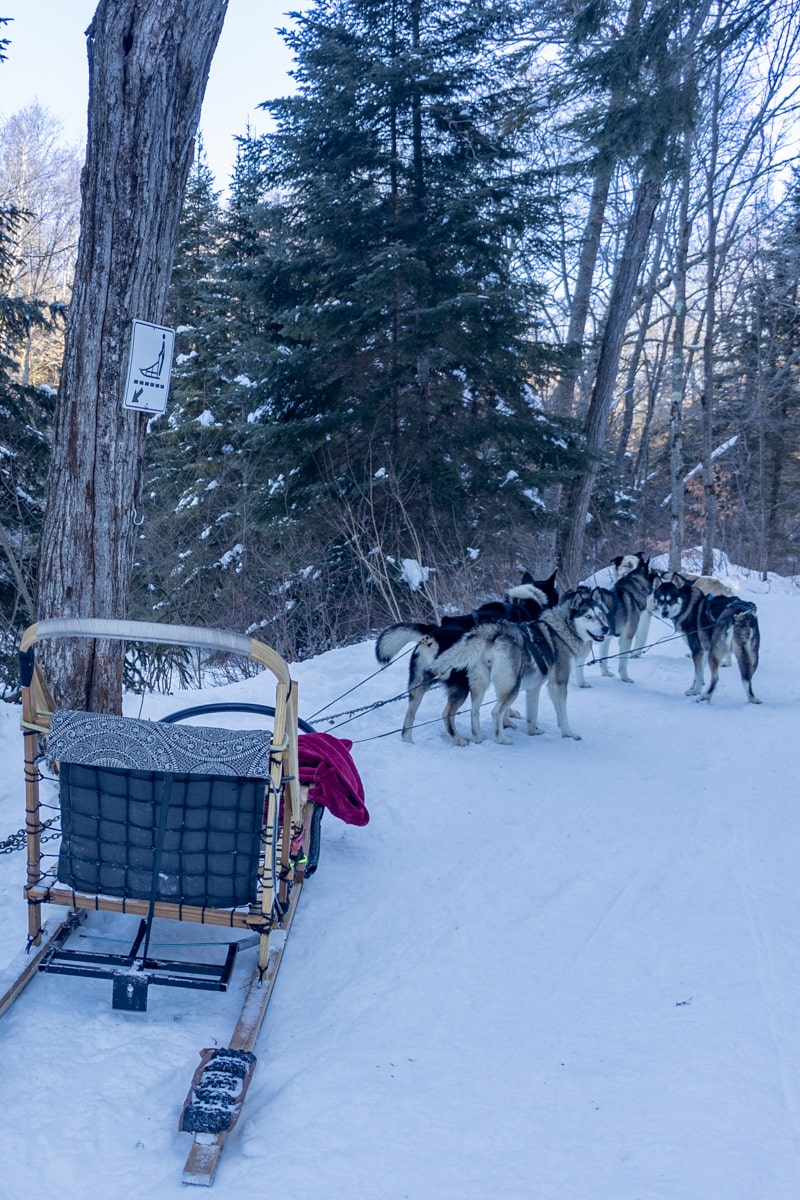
[14,618,316,1013]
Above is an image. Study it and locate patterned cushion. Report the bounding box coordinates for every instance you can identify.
[48,709,273,778]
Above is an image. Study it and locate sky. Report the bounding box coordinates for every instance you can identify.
[0,1,303,189]
[1,551,800,1198]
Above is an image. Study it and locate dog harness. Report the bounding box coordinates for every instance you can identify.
[520,622,555,675]
[470,599,533,625]
[699,593,757,629]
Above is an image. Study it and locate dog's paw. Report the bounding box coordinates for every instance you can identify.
[748,695,763,705]
[495,733,514,745]
[562,731,582,740]
[577,679,591,689]
[619,676,634,684]
[527,725,545,736]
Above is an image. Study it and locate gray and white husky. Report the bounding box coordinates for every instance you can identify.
[652,573,761,703]
[657,569,736,667]
[574,552,656,686]
[375,570,558,743]
[427,586,610,745]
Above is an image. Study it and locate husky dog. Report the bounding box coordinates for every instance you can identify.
[653,574,761,703]
[375,571,559,743]
[689,574,735,599]
[427,585,610,745]
[657,570,736,665]
[618,552,657,657]
[574,553,655,686]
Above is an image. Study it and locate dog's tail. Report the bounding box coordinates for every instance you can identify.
[732,606,760,679]
[375,622,437,663]
[505,582,548,609]
[426,624,502,682]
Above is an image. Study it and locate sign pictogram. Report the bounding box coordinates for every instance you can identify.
[122,320,175,414]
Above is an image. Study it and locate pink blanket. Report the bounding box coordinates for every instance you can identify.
[297,732,369,826]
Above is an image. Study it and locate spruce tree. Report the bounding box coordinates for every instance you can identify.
[713,171,800,571]
[0,199,50,689]
[250,0,581,576]
[136,139,279,634]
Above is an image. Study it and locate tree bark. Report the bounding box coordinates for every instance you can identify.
[37,0,227,711]
[557,173,663,586]
[548,0,647,421]
[613,197,670,472]
[548,158,613,419]
[668,125,694,572]
[700,49,723,578]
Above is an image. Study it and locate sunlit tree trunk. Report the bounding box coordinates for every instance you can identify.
[37,0,227,711]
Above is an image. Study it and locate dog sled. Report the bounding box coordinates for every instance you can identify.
[0,617,361,1186]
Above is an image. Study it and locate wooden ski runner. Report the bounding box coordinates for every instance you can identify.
[181,874,306,1186]
[0,915,83,1020]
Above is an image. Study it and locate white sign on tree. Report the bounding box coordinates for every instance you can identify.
[122,319,175,414]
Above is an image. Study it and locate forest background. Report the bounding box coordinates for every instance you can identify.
[1,0,799,695]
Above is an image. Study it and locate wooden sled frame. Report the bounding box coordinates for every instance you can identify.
[7,617,314,1185]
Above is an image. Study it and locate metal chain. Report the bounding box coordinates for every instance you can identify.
[318,689,410,728]
[0,816,60,855]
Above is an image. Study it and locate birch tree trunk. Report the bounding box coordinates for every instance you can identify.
[37,0,227,711]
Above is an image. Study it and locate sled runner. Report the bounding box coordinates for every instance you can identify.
[6,617,327,1185]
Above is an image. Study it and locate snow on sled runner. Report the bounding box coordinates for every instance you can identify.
[2,617,342,1186]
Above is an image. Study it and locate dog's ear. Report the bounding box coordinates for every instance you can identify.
[611,555,623,568]
[520,570,534,585]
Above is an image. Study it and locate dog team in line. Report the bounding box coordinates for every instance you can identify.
[375,554,762,746]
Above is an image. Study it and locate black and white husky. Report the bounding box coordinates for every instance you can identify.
[653,573,761,703]
[375,571,559,743]
[426,585,610,745]
[574,552,656,686]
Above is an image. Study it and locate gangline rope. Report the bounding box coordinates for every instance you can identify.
[315,616,692,741]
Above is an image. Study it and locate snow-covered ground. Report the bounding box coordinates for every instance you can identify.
[1,558,799,1199]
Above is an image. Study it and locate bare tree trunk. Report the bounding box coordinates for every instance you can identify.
[549,159,614,418]
[548,0,647,421]
[37,0,227,711]
[557,173,663,586]
[613,196,670,472]
[668,125,694,572]
[700,52,721,577]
